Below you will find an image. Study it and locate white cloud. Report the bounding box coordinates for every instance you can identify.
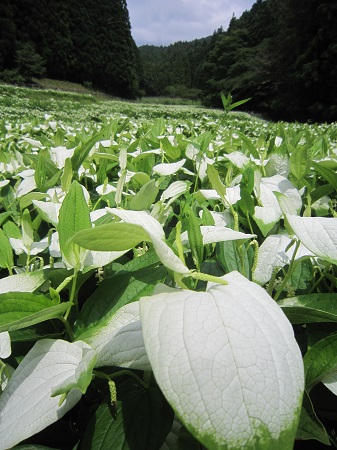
[127,0,255,46]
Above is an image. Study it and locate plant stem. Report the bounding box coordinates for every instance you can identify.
[274,240,301,301]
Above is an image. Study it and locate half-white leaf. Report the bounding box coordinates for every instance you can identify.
[286,215,337,265]
[83,302,150,371]
[140,271,304,450]
[0,339,89,449]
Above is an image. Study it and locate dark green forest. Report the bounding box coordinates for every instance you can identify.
[0,0,142,98]
[140,0,337,123]
[0,0,336,122]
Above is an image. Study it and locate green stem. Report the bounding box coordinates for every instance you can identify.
[189,271,228,286]
[58,316,75,341]
[274,240,301,301]
[93,369,149,390]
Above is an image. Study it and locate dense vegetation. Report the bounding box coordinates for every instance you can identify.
[140,0,337,123]
[0,0,142,98]
[1,83,337,449]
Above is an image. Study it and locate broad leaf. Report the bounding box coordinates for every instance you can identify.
[286,215,337,265]
[0,270,50,294]
[83,302,150,370]
[81,379,174,450]
[106,208,190,274]
[58,180,91,269]
[73,222,149,251]
[75,266,166,343]
[0,292,71,332]
[0,339,87,449]
[140,271,304,450]
[279,293,337,323]
[304,334,337,394]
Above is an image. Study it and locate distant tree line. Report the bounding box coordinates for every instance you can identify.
[140,0,337,122]
[0,0,142,98]
[0,0,336,122]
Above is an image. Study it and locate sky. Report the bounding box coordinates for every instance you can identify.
[127,0,256,46]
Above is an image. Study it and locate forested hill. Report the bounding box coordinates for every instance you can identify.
[0,0,142,98]
[140,0,337,123]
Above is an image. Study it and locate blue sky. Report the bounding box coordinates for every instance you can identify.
[127,0,256,46]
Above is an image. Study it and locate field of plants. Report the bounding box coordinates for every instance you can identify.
[1,83,337,449]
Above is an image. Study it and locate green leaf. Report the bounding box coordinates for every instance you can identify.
[296,391,330,445]
[75,266,167,340]
[289,144,311,181]
[312,161,337,192]
[304,334,337,394]
[0,228,14,271]
[0,292,72,332]
[72,222,150,252]
[206,164,226,200]
[234,131,259,159]
[310,184,334,204]
[279,293,337,324]
[129,179,159,211]
[71,131,104,172]
[58,180,91,269]
[19,192,47,210]
[217,240,251,279]
[140,271,304,450]
[61,157,73,192]
[80,379,174,450]
[22,209,34,247]
[160,136,180,160]
[228,96,252,111]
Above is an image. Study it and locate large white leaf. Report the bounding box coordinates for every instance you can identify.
[286,215,337,265]
[0,339,91,449]
[140,271,304,450]
[107,208,190,274]
[83,302,151,371]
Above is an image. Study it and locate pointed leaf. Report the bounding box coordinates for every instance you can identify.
[0,270,50,294]
[140,271,304,450]
[0,228,13,270]
[72,222,150,251]
[83,302,150,370]
[279,293,337,324]
[286,215,337,265]
[58,180,91,269]
[304,334,337,394]
[0,292,71,332]
[0,339,85,449]
[81,379,174,450]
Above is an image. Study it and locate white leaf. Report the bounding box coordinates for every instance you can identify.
[107,208,190,274]
[84,302,150,371]
[153,159,186,176]
[161,181,188,202]
[286,215,337,264]
[181,226,254,246]
[0,339,88,449]
[0,332,11,359]
[224,151,250,168]
[0,271,48,294]
[33,200,61,226]
[140,271,304,449]
[253,234,314,285]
